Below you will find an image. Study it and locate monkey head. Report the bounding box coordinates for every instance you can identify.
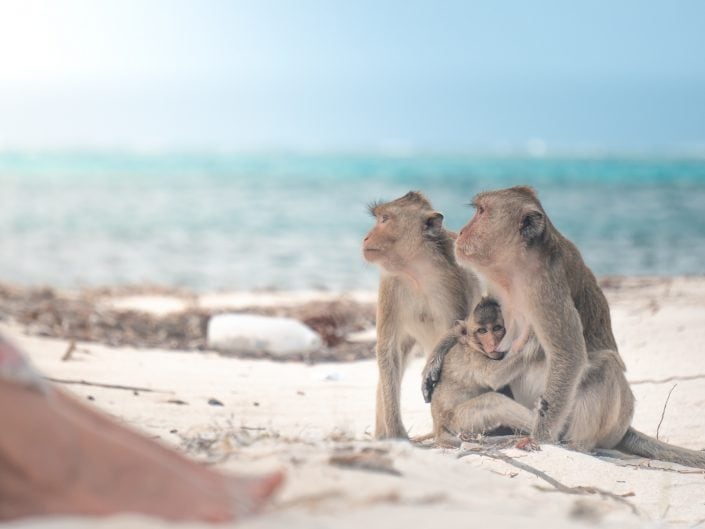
[456,297,506,359]
[455,186,548,271]
[362,191,450,274]
[470,297,507,359]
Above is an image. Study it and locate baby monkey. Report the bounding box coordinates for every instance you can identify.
[424,297,533,446]
[464,298,507,359]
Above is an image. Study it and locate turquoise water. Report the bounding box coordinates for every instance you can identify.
[1,152,704,291]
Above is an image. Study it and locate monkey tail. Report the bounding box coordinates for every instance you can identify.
[616,427,705,469]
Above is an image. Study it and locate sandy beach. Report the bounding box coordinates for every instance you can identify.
[2,276,705,528]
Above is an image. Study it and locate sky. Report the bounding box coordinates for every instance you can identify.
[0,0,704,153]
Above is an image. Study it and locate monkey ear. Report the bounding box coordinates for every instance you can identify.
[520,210,545,243]
[424,212,444,236]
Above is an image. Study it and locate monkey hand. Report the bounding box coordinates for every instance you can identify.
[421,359,442,403]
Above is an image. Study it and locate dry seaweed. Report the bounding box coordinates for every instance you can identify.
[0,283,376,363]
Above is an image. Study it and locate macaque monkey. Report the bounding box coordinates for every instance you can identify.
[426,297,534,445]
[426,186,705,468]
[363,191,481,439]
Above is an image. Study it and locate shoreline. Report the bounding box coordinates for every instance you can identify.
[2,275,705,528]
[2,275,704,360]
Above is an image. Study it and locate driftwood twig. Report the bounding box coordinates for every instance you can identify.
[61,340,77,361]
[45,377,173,394]
[656,383,678,440]
[458,448,639,515]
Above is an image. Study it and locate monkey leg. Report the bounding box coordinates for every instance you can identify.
[375,341,413,439]
[562,350,634,451]
[449,392,533,437]
[430,382,467,446]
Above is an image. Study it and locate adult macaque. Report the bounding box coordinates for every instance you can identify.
[363,191,481,439]
[425,186,705,468]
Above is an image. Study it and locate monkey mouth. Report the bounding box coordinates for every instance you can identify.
[362,247,382,262]
[486,350,506,360]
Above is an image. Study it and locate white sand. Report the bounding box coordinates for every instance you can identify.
[3,276,705,528]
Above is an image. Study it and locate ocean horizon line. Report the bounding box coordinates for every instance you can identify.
[2,146,705,161]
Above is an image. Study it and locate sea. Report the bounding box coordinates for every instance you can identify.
[1,152,704,292]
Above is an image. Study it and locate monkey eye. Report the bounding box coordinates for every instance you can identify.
[476,328,488,335]
[460,328,467,335]
[493,325,504,332]
[379,214,390,223]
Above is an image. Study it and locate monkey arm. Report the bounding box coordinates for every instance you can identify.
[421,327,461,403]
[471,350,526,391]
[528,279,588,443]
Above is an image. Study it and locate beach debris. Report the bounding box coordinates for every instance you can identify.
[458,447,639,515]
[61,340,77,361]
[178,423,277,462]
[301,314,344,346]
[346,328,376,343]
[208,398,224,406]
[167,398,189,405]
[45,376,173,394]
[656,383,678,440]
[0,283,378,362]
[515,436,542,451]
[207,314,322,357]
[329,446,402,476]
[322,371,343,382]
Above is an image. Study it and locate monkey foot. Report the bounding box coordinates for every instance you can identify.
[515,437,541,452]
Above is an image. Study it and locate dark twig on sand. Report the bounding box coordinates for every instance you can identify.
[458,448,639,515]
[61,340,76,361]
[657,383,678,441]
[630,374,705,385]
[45,376,173,394]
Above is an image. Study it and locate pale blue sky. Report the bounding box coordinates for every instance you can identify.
[1,0,704,152]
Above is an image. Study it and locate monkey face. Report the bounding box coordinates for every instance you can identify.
[363,192,445,273]
[466,296,506,359]
[455,187,546,271]
[455,196,515,268]
[473,322,506,359]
